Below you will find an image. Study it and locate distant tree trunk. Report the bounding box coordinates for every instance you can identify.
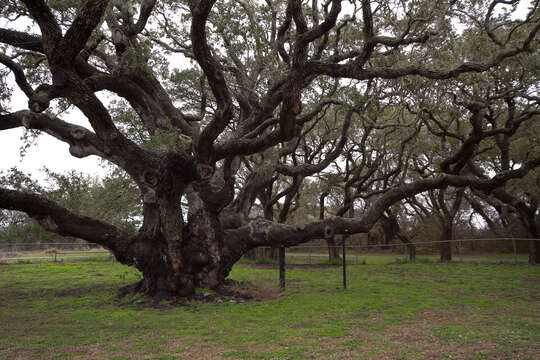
[440,220,453,262]
[489,189,539,265]
[429,188,463,262]
[244,249,257,260]
[529,239,539,265]
[398,234,416,260]
[523,212,539,265]
[326,237,340,260]
[320,192,340,260]
[265,204,279,260]
[386,210,416,260]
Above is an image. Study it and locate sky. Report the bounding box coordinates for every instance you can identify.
[0,0,534,184]
[1,86,105,182]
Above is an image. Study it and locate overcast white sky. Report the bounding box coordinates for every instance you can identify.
[1,87,105,182]
[0,1,533,183]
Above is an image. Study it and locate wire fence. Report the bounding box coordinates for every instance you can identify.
[0,237,535,265]
[0,238,537,292]
[248,238,536,265]
[247,238,537,290]
[0,242,110,263]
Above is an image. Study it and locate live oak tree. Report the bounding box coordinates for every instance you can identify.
[1,0,539,297]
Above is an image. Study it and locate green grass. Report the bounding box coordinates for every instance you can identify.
[0,259,538,359]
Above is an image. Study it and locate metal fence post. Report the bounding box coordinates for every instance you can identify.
[512,239,517,264]
[342,239,347,289]
[279,247,286,290]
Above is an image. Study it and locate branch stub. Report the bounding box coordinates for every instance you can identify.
[141,169,159,187]
[70,127,86,140]
[197,164,214,180]
[324,224,334,239]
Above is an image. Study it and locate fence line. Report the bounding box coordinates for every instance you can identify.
[0,238,536,291]
[0,243,105,247]
[254,237,538,250]
[0,238,536,264]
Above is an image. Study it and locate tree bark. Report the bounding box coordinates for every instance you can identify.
[440,221,453,262]
[397,234,416,260]
[320,192,340,260]
[386,210,416,260]
[524,213,539,265]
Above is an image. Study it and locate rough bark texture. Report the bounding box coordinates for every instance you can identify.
[367,213,415,259]
[440,221,453,262]
[320,192,340,260]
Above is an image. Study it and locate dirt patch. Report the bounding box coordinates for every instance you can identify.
[121,279,282,309]
[2,341,230,360]
[333,309,539,360]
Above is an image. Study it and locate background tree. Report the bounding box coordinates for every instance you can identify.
[0,167,142,243]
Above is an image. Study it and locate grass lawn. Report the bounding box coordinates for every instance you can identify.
[0,258,538,359]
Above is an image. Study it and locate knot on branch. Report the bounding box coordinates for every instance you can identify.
[21,114,31,129]
[249,218,273,244]
[69,144,97,158]
[112,28,128,54]
[140,169,160,187]
[197,164,214,180]
[70,127,87,140]
[28,91,50,113]
[324,224,334,239]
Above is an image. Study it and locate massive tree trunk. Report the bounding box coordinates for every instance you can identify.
[120,200,250,298]
[117,183,237,297]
